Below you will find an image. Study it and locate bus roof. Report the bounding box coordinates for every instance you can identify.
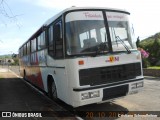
[44,7,129,26]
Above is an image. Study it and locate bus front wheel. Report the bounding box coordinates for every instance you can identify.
[49,79,58,101]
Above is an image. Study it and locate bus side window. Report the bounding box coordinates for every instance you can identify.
[53,20,63,58]
[37,32,46,50]
[48,25,55,57]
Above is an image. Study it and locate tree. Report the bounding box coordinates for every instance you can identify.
[139,33,160,66]
[148,34,160,65]
[12,57,19,65]
[0,0,20,27]
[136,36,140,47]
[12,53,17,58]
[11,53,19,65]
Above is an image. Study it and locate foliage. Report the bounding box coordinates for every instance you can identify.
[11,58,19,65]
[136,36,140,47]
[148,66,160,70]
[0,54,19,65]
[0,55,12,59]
[138,33,160,66]
[138,48,149,58]
[138,48,149,68]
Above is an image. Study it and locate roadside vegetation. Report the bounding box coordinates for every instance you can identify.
[0,75,2,79]
[148,66,160,70]
[137,32,160,68]
[0,54,19,66]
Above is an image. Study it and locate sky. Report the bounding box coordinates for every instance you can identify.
[0,0,160,55]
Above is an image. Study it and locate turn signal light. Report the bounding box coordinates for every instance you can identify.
[78,60,84,65]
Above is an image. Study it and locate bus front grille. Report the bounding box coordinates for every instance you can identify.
[79,62,141,86]
[102,85,128,101]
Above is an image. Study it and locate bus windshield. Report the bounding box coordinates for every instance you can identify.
[106,12,136,52]
[65,11,136,56]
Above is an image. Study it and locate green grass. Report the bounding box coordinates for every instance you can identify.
[0,76,2,79]
[148,66,160,69]
[0,72,3,79]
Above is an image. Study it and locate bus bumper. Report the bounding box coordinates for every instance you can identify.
[72,78,143,107]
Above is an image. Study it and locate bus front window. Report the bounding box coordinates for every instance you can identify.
[106,12,137,52]
[65,11,108,56]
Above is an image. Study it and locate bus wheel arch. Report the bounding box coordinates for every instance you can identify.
[47,75,58,100]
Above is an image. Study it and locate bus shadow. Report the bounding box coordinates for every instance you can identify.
[76,102,128,111]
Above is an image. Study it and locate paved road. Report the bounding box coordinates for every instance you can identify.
[0,68,76,120]
[75,76,160,119]
[0,67,160,120]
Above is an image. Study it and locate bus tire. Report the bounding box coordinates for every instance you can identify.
[48,79,58,101]
[23,70,26,80]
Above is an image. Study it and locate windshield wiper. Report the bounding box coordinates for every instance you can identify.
[115,36,131,54]
[112,28,131,54]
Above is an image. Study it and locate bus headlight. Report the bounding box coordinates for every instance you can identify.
[131,83,137,89]
[90,91,100,98]
[81,90,100,100]
[131,82,143,89]
[81,93,90,100]
[137,82,143,88]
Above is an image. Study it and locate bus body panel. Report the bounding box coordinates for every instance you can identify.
[45,55,69,103]
[64,51,143,106]
[20,52,70,104]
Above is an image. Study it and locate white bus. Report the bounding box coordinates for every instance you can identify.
[19,7,144,107]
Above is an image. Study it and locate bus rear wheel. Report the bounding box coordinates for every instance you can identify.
[23,70,26,80]
[49,80,58,101]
